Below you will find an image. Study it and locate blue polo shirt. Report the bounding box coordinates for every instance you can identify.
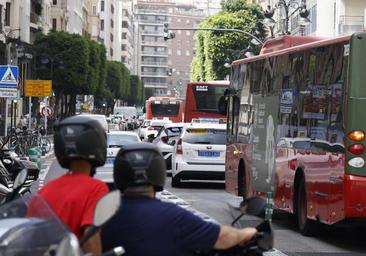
[102,195,220,256]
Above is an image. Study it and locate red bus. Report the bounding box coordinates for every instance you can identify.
[184,81,229,123]
[145,97,183,123]
[224,33,366,235]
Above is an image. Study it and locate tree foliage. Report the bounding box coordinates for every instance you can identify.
[127,75,144,106]
[191,0,264,81]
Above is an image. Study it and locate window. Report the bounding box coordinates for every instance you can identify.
[53,0,57,5]
[121,56,126,62]
[100,19,104,31]
[0,5,2,32]
[110,33,114,42]
[122,32,127,39]
[93,6,96,15]
[185,50,190,56]
[177,50,181,55]
[122,21,128,28]
[111,4,114,14]
[101,1,105,12]
[111,19,114,28]
[52,19,57,30]
[5,2,10,26]
[110,48,113,57]
[121,44,126,51]
[186,31,191,36]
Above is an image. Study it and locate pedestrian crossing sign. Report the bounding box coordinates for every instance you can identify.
[0,65,18,87]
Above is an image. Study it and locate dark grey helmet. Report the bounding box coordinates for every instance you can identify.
[54,115,107,169]
[113,143,166,192]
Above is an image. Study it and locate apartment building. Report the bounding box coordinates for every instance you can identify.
[99,0,122,61]
[135,0,172,96]
[84,0,101,41]
[121,0,134,72]
[50,0,84,35]
[192,0,221,16]
[260,0,366,37]
[167,3,203,98]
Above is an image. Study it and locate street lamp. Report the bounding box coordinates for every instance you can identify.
[263,0,311,36]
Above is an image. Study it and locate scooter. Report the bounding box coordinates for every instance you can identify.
[0,168,29,205]
[197,197,274,256]
[0,189,123,256]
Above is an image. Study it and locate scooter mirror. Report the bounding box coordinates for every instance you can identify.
[93,190,121,227]
[240,197,266,216]
[13,169,28,190]
[56,233,80,256]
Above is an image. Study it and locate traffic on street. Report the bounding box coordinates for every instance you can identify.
[1,0,366,255]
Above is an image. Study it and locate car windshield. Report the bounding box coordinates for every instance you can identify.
[107,134,139,147]
[182,128,226,145]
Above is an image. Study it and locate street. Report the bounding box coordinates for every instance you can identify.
[35,156,366,256]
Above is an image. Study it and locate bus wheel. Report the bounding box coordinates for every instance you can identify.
[296,177,318,236]
[171,175,181,188]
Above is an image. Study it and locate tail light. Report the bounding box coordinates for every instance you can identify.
[161,136,169,144]
[348,131,365,142]
[348,144,365,155]
[176,139,183,154]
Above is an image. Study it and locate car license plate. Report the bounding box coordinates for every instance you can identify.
[105,158,115,165]
[198,151,220,157]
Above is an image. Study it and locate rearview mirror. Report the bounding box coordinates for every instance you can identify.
[94,190,121,227]
[13,169,28,190]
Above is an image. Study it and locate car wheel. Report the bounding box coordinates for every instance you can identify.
[171,175,181,188]
[296,176,318,236]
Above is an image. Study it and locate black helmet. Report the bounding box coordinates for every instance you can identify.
[113,143,166,192]
[54,115,107,169]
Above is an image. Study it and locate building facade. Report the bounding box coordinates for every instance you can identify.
[167,3,203,98]
[134,0,172,96]
[121,0,134,71]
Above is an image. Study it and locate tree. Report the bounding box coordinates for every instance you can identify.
[127,75,145,106]
[190,0,264,81]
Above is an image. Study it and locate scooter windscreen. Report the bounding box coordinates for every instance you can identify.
[255,220,274,251]
[0,194,70,256]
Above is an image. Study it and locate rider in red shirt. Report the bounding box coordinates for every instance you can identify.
[39,115,109,256]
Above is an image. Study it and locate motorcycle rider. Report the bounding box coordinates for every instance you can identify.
[38,115,109,256]
[102,143,257,256]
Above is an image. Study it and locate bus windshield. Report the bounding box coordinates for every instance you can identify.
[192,85,227,113]
[151,103,179,116]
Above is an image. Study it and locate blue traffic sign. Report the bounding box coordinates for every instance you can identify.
[0,65,18,87]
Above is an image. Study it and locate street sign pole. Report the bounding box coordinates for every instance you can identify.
[28,96,32,129]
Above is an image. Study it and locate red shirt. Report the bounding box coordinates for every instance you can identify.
[39,172,109,239]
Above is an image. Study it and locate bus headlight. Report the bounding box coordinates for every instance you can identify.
[348,157,365,168]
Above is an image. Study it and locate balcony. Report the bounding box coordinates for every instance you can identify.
[143,82,168,89]
[138,18,167,25]
[141,71,168,77]
[141,61,168,67]
[141,51,168,56]
[141,40,167,46]
[136,9,168,15]
[339,15,365,35]
[141,30,163,36]
[30,11,40,25]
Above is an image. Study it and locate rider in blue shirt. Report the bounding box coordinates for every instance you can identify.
[102,144,257,256]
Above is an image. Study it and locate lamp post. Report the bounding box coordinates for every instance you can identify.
[263,0,311,37]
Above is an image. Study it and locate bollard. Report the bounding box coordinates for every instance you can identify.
[265,191,273,222]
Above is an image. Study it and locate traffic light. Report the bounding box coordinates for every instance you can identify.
[163,23,175,41]
[164,23,169,41]
[167,68,173,76]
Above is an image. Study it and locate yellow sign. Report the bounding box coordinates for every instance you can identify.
[25,80,52,97]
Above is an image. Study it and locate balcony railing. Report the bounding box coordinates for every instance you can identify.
[141,40,167,46]
[137,9,168,15]
[339,15,365,35]
[141,61,168,66]
[141,51,168,56]
[141,72,168,76]
[138,18,167,24]
[141,30,163,35]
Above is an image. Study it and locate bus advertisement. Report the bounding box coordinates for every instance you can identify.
[184,81,229,123]
[145,97,183,123]
[224,33,366,235]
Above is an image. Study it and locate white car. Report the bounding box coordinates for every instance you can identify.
[171,123,227,187]
[145,120,172,141]
[152,123,187,173]
[80,113,108,131]
[138,120,151,140]
[95,131,141,186]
